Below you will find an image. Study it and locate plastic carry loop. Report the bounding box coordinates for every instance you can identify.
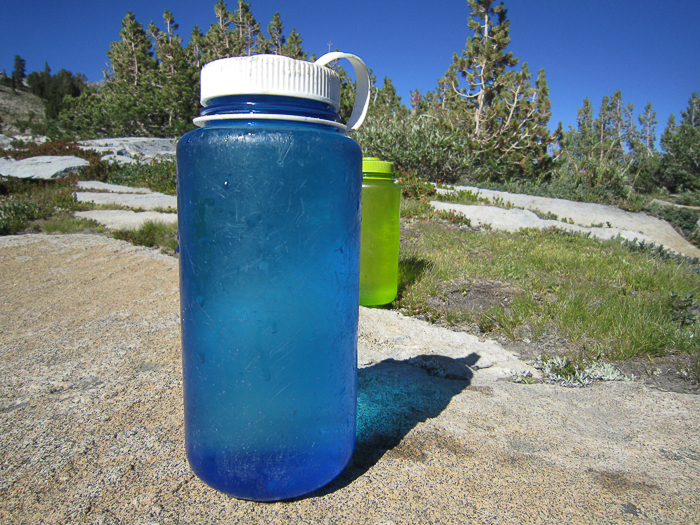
[314,52,370,133]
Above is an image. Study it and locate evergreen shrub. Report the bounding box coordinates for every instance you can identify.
[106,160,177,195]
[356,113,473,184]
[395,169,437,200]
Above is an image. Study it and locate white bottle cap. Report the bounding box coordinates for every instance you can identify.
[197,53,370,133]
[200,55,340,108]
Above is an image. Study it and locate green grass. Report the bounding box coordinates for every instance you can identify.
[36,213,106,234]
[0,176,82,235]
[112,220,178,255]
[105,160,177,195]
[435,188,492,206]
[399,196,472,226]
[395,210,700,372]
[3,147,699,379]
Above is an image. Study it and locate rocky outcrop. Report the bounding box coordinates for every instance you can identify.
[79,137,177,164]
[73,209,178,230]
[0,137,177,180]
[74,190,177,211]
[433,185,700,258]
[0,134,48,149]
[0,155,89,180]
[73,181,177,229]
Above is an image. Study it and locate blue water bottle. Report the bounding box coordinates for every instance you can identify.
[176,53,370,501]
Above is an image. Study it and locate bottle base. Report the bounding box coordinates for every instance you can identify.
[187,443,355,501]
[359,290,397,307]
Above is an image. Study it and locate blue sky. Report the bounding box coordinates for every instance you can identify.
[1,0,699,141]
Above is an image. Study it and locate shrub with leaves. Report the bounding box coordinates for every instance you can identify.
[395,169,437,201]
[112,220,178,255]
[106,159,177,195]
[0,176,79,235]
[673,191,700,207]
[356,113,474,184]
[669,292,700,327]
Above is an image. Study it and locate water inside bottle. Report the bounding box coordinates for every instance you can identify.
[177,124,361,500]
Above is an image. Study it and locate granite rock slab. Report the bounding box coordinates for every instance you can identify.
[0,155,89,180]
[0,234,699,524]
[0,135,49,149]
[79,137,177,164]
[75,191,177,210]
[74,210,178,230]
[73,181,177,230]
[77,181,153,194]
[433,186,700,258]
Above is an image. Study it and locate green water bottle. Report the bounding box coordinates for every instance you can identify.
[359,158,400,306]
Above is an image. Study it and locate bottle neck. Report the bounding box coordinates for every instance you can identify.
[195,95,343,130]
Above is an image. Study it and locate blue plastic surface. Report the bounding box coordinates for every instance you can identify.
[176,100,362,501]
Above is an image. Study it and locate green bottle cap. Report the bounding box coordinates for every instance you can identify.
[362,157,393,177]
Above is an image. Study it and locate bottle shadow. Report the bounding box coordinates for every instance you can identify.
[306,352,480,498]
[397,255,432,299]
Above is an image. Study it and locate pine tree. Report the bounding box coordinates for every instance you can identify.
[149,10,183,77]
[266,12,285,55]
[366,76,405,121]
[627,101,661,193]
[232,0,261,57]
[61,12,171,137]
[561,98,595,164]
[637,102,658,156]
[614,93,634,156]
[149,10,200,134]
[578,97,594,132]
[444,0,556,180]
[107,12,157,86]
[58,2,310,138]
[660,113,677,151]
[27,64,87,120]
[47,69,86,119]
[661,93,700,192]
[565,92,638,169]
[27,62,51,99]
[186,25,207,70]
[102,12,160,135]
[593,91,634,164]
[204,1,237,63]
[281,28,306,59]
[447,0,518,136]
[12,55,26,92]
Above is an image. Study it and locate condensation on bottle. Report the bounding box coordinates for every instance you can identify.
[176,53,371,501]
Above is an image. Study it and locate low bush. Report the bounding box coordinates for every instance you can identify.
[672,191,700,207]
[106,159,177,195]
[0,176,79,235]
[112,220,178,255]
[395,169,436,201]
[356,112,474,184]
